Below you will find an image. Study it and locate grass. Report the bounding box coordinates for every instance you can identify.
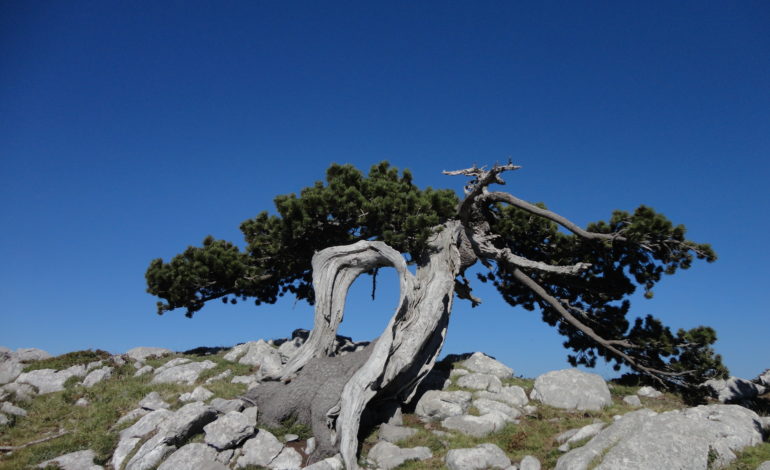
[21,349,112,373]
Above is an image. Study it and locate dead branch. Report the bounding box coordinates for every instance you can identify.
[0,430,69,453]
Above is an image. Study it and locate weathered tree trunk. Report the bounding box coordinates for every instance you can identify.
[246,221,467,468]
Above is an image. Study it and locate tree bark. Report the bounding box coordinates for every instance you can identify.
[246,221,466,468]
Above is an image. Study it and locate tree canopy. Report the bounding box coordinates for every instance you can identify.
[146,161,726,390]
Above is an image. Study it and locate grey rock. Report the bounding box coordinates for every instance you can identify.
[270,446,303,469]
[242,406,258,424]
[283,433,299,442]
[75,397,89,406]
[475,385,528,407]
[225,340,283,378]
[445,443,511,470]
[0,413,9,425]
[519,455,540,470]
[133,365,154,377]
[555,422,605,447]
[378,423,418,443]
[459,352,514,379]
[112,436,141,469]
[82,366,113,388]
[386,406,403,426]
[15,364,87,394]
[305,437,317,455]
[304,454,343,470]
[704,376,766,403]
[277,337,304,362]
[231,375,259,388]
[623,395,642,407]
[16,347,51,362]
[1,401,27,416]
[530,369,611,411]
[236,429,284,468]
[756,461,770,470]
[120,409,174,439]
[555,405,763,470]
[211,397,245,414]
[441,412,508,437]
[0,353,23,385]
[86,360,103,372]
[636,385,663,398]
[451,368,470,378]
[473,398,521,419]
[180,386,214,402]
[112,355,127,366]
[204,410,256,450]
[157,443,220,470]
[367,441,432,470]
[139,391,170,410]
[37,449,103,469]
[415,390,472,420]
[155,357,192,371]
[204,369,233,384]
[125,433,175,470]
[125,347,173,362]
[114,408,149,427]
[159,402,218,444]
[152,360,216,385]
[1,382,36,401]
[457,373,503,392]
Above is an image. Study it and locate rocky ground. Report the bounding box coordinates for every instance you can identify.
[1,331,769,470]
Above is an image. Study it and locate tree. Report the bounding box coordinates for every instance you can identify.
[146,162,726,468]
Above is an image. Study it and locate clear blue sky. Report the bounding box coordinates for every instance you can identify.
[1,1,768,380]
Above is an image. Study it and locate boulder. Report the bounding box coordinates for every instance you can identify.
[636,386,663,398]
[15,364,88,394]
[475,385,528,407]
[445,443,511,470]
[210,397,245,414]
[555,422,605,450]
[112,437,142,469]
[623,395,642,407]
[378,423,418,443]
[472,398,521,419]
[37,449,103,470]
[0,352,23,385]
[269,447,303,469]
[1,382,36,401]
[414,390,472,420]
[530,369,611,411]
[0,413,8,425]
[152,360,216,385]
[555,405,764,470]
[157,443,220,470]
[519,455,541,470]
[703,376,766,403]
[1,401,27,417]
[441,412,508,437]
[180,386,214,402]
[755,369,770,387]
[757,461,770,470]
[304,455,344,470]
[205,369,233,384]
[236,429,284,468]
[82,366,113,388]
[15,348,51,362]
[203,410,256,450]
[114,408,149,427]
[139,391,170,410]
[120,409,174,440]
[458,352,514,379]
[366,441,432,470]
[126,347,173,362]
[134,365,154,377]
[224,340,283,378]
[457,373,503,392]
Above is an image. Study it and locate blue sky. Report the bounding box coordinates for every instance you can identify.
[1,1,768,380]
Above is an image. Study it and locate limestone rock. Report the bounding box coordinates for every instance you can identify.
[0,413,8,425]
[304,454,344,470]
[203,410,256,450]
[519,455,541,470]
[367,441,432,470]
[555,422,605,448]
[755,369,770,387]
[152,359,216,385]
[555,405,763,470]
[114,408,149,427]
[378,422,418,443]
[224,340,283,378]
[157,443,220,470]
[37,449,103,470]
[457,373,503,392]
[636,386,663,398]
[459,352,514,379]
[180,386,214,402]
[473,398,521,419]
[623,395,642,407]
[139,391,170,410]
[210,397,245,414]
[1,401,27,416]
[270,446,303,469]
[159,402,218,443]
[120,409,174,440]
[82,366,113,388]
[475,385,528,407]
[704,376,766,403]
[415,390,472,420]
[236,429,284,468]
[1,382,36,401]
[16,348,52,362]
[530,369,611,411]
[445,443,511,470]
[124,433,175,470]
[0,353,23,385]
[756,461,770,470]
[205,369,233,384]
[126,347,173,362]
[441,412,508,437]
[134,365,154,377]
[15,364,87,394]
[112,437,141,469]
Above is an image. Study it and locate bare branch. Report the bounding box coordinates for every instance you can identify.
[0,430,69,453]
[444,162,522,221]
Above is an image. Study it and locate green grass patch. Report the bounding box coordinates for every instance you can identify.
[22,350,112,373]
[722,442,770,470]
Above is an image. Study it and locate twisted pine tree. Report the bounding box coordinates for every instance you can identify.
[146,161,726,468]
